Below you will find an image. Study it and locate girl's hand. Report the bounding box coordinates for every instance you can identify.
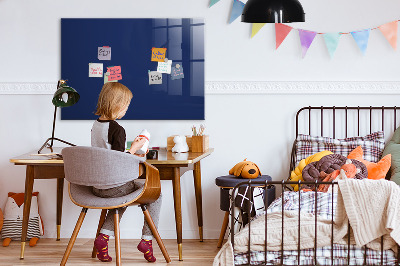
[129,137,147,154]
[134,148,149,157]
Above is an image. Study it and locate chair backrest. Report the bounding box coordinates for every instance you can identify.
[62,146,145,187]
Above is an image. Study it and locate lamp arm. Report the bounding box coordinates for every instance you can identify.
[50,105,57,148]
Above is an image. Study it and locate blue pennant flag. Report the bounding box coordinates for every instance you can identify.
[351,29,371,55]
[229,0,245,23]
[323,33,341,58]
[209,0,221,7]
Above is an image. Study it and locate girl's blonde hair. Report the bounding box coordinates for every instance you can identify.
[95,83,133,120]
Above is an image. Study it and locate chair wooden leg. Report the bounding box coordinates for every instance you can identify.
[60,208,88,266]
[141,205,171,263]
[217,211,230,248]
[114,210,121,266]
[91,209,108,258]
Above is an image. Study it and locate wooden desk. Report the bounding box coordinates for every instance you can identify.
[10,147,213,261]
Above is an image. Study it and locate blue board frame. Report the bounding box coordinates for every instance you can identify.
[61,18,204,120]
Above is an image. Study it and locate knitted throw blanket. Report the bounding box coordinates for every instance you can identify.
[213,211,341,266]
[335,178,399,251]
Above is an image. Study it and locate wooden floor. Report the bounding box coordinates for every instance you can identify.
[0,239,221,265]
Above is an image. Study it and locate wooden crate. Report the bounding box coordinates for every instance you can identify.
[167,135,192,151]
[191,135,209,153]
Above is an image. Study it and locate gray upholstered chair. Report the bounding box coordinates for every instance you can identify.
[60,146,171,265]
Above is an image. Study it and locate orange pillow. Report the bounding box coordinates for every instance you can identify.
[347,146,391,180]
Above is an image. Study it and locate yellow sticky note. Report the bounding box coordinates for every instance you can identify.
[151,47,167,62]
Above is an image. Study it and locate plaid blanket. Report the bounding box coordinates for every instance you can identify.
[234,191,397,265]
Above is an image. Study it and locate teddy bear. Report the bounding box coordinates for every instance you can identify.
[229,159,261,179]
[1,192,44,247]
[172,135,189,153]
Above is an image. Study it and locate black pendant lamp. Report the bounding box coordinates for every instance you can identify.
[242,0,305,23]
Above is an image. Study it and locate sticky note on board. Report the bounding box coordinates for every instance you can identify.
[148,71,162,85]
[98,46,111,60]
[89,63,103,77]
[107,66,122,81]
[151,47,167,62]
[157,60,172,74]
[104,72,117,84]
[171,64,184,80]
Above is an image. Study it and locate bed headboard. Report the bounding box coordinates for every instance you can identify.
[290,106,400,179]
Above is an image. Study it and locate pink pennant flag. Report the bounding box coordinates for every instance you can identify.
[298,29,317,58]
[378,21,398,50]
[275,23,293,49]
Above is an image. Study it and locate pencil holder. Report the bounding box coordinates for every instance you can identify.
[191,135,209,153]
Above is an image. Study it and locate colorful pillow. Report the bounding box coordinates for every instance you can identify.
[347,146,391,180]
[289,150,333,191]
[382,126,400,184]
[294,131,385,167]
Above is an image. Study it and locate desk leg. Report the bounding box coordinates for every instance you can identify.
[20,165,35,259]
[172,167,183,261]
[56,178,64,241]
[193,161,203,242]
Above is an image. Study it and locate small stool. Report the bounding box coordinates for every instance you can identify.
[215,175,275,248]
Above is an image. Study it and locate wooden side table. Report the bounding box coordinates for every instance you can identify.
[215,175,275,248]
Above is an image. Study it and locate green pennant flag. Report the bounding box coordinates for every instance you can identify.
[209,0,220,7]
[323,33,341,58]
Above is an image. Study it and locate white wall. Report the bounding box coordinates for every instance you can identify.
[1,0,400,240]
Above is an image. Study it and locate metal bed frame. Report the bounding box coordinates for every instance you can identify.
[230,106,400,266]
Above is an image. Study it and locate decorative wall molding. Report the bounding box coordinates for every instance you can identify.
[206,81,400,94]
[0,83,56,94]
[1,81,400,94]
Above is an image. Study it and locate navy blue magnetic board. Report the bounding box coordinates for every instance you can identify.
[61,18,204,120]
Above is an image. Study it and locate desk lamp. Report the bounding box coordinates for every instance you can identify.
[38,80,80,154]
[241,0,305,23]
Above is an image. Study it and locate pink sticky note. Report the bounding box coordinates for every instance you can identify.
[107,66,122,81]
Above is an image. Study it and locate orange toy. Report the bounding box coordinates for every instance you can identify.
[1,192,43,247]
[229,159,261,179]
[348,146,391,180]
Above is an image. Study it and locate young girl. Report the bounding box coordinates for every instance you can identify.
[91,82,162,263]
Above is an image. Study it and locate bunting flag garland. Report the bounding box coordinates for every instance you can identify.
[378,21,398,50]
[251,23,266,38]
[351,29,370,55]
[229,0,245,24]
[275,23,293,49]
[208,3,400,58]
[209,0,220,8]
[323,33,341,58]
[298,29,317,58]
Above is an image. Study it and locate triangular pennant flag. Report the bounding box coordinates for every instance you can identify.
[298,29,317,58]
[378,21,398,50]
[251,23,266,38]
[323,33,341,58]
[351,29,370,55]
[275,23,293,49]
[209,0,220,7]
[229,0,245,24]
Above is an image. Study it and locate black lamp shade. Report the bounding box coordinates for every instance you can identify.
[242,0,305,23]
[52,84,80,108]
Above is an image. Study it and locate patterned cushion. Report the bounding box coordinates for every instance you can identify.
[295,131,385,166]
